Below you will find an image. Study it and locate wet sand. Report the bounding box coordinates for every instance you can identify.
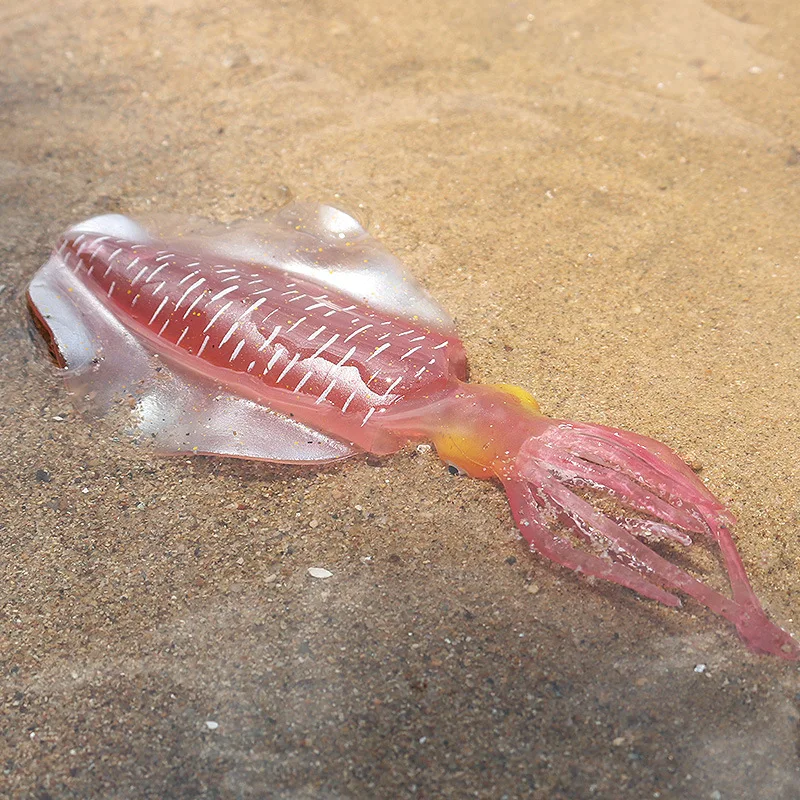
[1,0,799,797]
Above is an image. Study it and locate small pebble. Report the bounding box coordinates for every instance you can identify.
[694,663,706,673]
[205,721,219,730]
[308,567,333,579]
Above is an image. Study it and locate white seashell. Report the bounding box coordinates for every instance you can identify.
[308,567,333,579]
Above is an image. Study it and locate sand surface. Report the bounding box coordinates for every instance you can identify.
[2,0,800,797]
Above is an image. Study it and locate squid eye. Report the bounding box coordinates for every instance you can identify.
[446,463,466,477]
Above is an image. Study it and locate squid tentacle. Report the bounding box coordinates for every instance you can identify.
[507,436,800,659]
[503,477,681,607]
[536,448,707,535]
[556,423,734,525]
[611,517,693,547]
[547,425,759,612]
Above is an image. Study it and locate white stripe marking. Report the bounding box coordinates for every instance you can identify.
[344,324,372,342]
[209,285,239,303]
[182,291,206,320]
[310,334,339,359]
[177,269,200,286]
[125,256,140,272]
[203,300,233,333]
[336,346,356,366]
[176,326,189,346]
[87,235,111,256]
[308,325,326,340]
[259,325,282,351]
[276,353,300,383]
[361,408,375,427]
[366,342,390,362]
[383,376,403,396]
[400,346,422,360]
[220,298,267,346]
[197,335,210,357]
[144,262,168,283]
[341,389,358,414]
[175,278,206,310]
[229,339,246,362]
[107,281,116,297]
[261,309,279,323]
[293,372,313,393]
[149,296,170,325]
[316,379,336,405]
[265,349,282,372]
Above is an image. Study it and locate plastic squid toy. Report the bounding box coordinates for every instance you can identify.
[27,202,799,659]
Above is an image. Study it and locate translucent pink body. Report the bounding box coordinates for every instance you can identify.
[53,227,466,455]
[27,204,799,659]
